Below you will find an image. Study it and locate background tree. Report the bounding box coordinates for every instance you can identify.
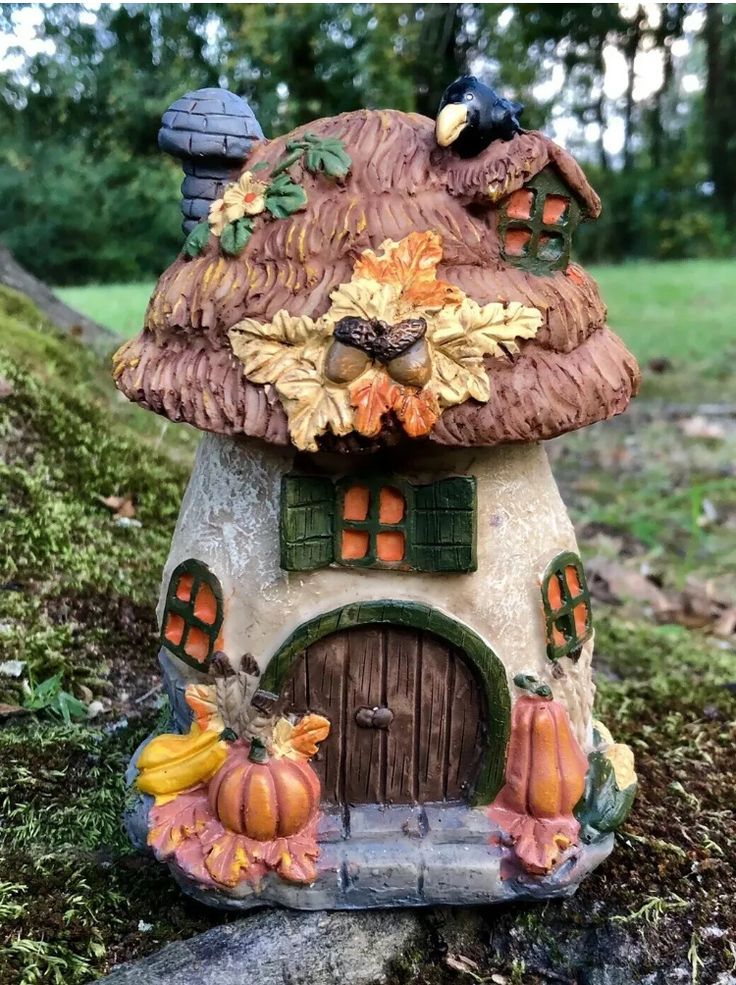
[0,2,733,283]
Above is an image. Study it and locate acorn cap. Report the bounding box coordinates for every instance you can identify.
[115,109,639,451]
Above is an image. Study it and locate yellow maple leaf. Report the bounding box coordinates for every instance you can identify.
[428,297,542,407]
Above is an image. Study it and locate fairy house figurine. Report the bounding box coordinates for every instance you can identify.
[116,79,639,910]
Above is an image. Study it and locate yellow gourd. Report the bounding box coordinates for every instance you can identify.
[136,722,228,800]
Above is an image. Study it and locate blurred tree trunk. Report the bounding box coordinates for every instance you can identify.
[704,3,736,228]
[622,6,644,172]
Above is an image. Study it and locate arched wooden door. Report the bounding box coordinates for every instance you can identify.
[278,624,487,805]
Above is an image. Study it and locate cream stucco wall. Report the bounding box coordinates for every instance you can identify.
[158,433,595,746]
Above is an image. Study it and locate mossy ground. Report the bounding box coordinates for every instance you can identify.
[0,288,734,983]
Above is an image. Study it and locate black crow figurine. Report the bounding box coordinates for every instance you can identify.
[436,76,524,157]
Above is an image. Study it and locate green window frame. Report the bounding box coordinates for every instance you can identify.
[498,166,581,274]
[161,559,223,671]
[280,474,477,574]
[541,552,592,661]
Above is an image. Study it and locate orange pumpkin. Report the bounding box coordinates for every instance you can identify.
[489,675,589,874]
[208,738,321,841]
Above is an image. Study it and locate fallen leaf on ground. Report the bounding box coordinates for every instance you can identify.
[0,702,30,718]
[678,416,725,440]
[444,954,481,976]
[586,557,669,612]
[98,494,136,519]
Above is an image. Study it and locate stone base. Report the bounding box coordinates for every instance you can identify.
[128,797,614,912]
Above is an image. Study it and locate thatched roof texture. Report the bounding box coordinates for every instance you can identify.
[114,108,639,451]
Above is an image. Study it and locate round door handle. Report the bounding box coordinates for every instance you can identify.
[355,705,394,729]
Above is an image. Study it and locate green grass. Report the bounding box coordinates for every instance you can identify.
[57,260,736,392]
[593,258,735,366]
[57,282,154,338]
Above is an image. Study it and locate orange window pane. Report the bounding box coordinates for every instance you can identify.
[379,486,405,524]
[377,531,405,562]
[542,195,568,225]
[341,530,369,560]
[343,485,370,521]
[176,574,194,602]
[194,582,218,625]
[546,574,563,611]
[565,564,582,598]
[573,601,589,638]
[552,623,567,648]
[164,613,185,646]
[506,189,534,220]
[504,227,531,257]
[185,627,210,663]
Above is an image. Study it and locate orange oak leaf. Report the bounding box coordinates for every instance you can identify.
[287,714,331,759]
[184,683,222,731]
[349,372,399,438]
[353,231,463,310]
[391,386,440,438]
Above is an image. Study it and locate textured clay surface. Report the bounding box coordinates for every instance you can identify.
[159,435,595,746]
[114,110,640,449]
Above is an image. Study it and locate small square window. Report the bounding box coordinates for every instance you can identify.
[379,486,405,524]
[542,195,569,225]
[343,485,370,521]
[504,227,532,257]
[377,530,405,562]
[164,613,185,646]
[342,529,370,560]
[538,233,564,262]
[506,189,535,220]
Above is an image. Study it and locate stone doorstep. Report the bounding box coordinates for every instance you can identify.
[172,835,615,913]
[318,802,497,844]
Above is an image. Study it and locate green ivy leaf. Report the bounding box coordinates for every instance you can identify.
[182,220,210,258]
[265,175,307,219]
[250,160,269,172]
[303,138,352,178]
[220,217,253,256]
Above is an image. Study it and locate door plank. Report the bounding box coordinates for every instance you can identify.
[384,626,419,804]
[343,626,384,804]
[417,632,450,802]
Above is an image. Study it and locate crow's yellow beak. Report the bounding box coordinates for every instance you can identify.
[435,102,469,147]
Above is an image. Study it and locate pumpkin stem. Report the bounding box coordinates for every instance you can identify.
[248,736,270,764]
[513,673,552,699]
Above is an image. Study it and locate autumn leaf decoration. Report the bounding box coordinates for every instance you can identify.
[228,230,542,451]
[270,714,331,760]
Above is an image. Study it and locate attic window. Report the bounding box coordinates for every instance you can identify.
[162,560,223,670]
[541,552,592,661]
[280,474,477,573]
[499,167,581,273]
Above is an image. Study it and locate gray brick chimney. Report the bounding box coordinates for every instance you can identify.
[158,88,264,234]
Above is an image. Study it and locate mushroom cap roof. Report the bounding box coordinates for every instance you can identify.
[114,109,639,451]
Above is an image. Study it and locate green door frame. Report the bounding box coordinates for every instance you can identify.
[259,599,510,804]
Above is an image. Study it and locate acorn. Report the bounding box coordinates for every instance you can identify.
[387,338,432,387]
[324,339,372,384]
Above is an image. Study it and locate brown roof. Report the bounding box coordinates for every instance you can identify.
[114,109,639,451]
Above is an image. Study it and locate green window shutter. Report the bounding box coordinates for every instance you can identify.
[411,477,477,573]
[280,475,335,571]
